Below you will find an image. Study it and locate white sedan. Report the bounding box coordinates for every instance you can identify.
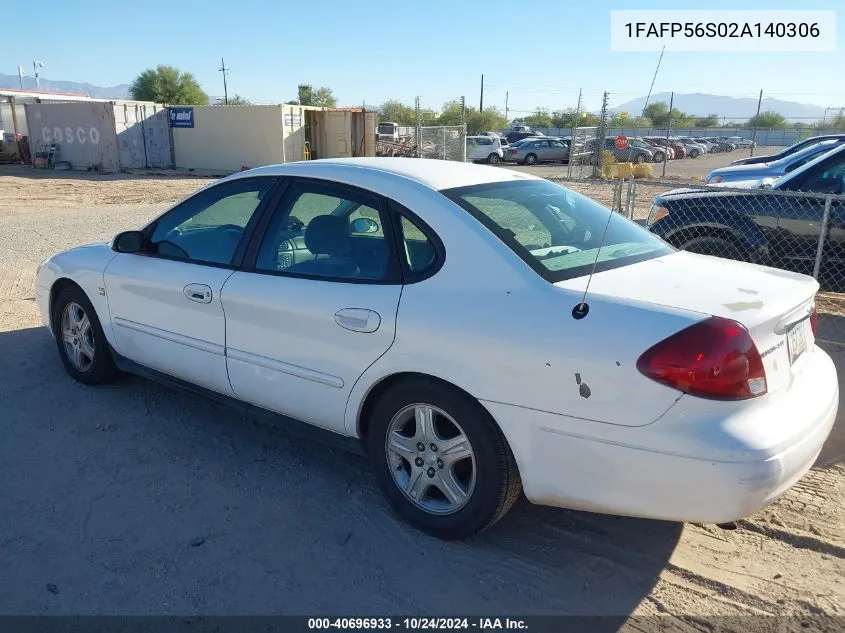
[35,158,838,540]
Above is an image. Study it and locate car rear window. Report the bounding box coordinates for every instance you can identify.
[441,180,674,283]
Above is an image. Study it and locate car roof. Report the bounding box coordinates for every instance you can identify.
[229,157,540,191]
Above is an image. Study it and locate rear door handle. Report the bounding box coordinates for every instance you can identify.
[334,308,381,333]
[184,283,212,304]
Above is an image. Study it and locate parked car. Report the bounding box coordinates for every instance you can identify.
[705,140,844,186]
[730,135,845,167]
[691,138,718,153]
[636,137,671,162]
[727,136,756,149]
[505,130,545,144]
[504,137,570,164]
[590,137,653,163]
[703,137,737,152]
[36,157,837,539]
[673,137,707,158]
[648,143,845,279]
[466,135,505,164]
[647,137,687,158]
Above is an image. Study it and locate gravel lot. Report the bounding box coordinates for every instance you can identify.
[0,168,843,624]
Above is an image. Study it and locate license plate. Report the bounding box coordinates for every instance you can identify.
[787,320,808,365]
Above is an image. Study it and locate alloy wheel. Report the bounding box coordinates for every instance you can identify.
[61,302,95,372]
[385,403,476,515]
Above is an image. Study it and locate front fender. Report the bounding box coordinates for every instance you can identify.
[37,243,119,346]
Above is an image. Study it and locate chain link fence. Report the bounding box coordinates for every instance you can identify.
[376,125,466,161]
[544,176,845,345]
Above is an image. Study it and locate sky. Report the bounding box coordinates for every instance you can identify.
[7,0,844,116]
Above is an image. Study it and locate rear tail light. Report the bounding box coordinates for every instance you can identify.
[648,204,669,225]
[637,316,767,400]
[810,304,819,336]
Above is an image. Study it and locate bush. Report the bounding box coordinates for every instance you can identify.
[601,150,616,178]
[632,163,652,179]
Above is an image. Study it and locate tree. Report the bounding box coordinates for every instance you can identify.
[523,108,552,129]
[695,114,719,128]
[436,100,506,134]
[311,86,337,108]
[297,84,313,105]
[746,110,788,129]
[643,102,670,127]
[379,99,416,125]
[550,108,600,129]
[227,94,251,105]
[130,65,209,105]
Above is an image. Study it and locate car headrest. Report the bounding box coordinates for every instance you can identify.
[304,215,350,255]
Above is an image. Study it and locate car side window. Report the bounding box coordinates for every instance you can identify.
[782,153,845,193]
[255,182,398,281]
[478,138,493,146]
[148,177,276,265]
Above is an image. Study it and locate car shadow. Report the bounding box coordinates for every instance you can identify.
[1,325,680,616]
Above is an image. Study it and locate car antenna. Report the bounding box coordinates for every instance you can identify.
[572,206,616,320]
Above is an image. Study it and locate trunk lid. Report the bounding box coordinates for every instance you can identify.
[555,251,818,396]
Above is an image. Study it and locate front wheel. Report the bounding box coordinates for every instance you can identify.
[487,153,500,165]
[524,153,537,165]
[680,236,747,262]
[634,153,645,164]
[652,152,664,163]
[52,285,119,385]
[689,149,700,158]
[367,378,522,540]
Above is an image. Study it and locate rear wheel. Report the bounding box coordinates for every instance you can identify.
[689,148,701,158]
[487,153,500,165]
[652,151,664,163]
[680,236,747,262]
[524,153,537,165]
[367,378,522,540]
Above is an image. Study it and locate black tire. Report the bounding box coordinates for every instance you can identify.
[524,153,537,165]
[487,153,500,165]
[652,151,664,163]
[680,236,747,262]
[367,377,522,540]
[634,153,645,164]
[689,149,700,158]
[52,284,119,385]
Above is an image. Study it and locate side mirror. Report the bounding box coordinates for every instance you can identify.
[112,230,145,253]
[351,217,380,234]
[759,178,775,190]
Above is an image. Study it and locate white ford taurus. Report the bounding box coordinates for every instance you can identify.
[35,158,838,539]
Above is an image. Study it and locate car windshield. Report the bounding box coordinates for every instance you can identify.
[441,180,674,283]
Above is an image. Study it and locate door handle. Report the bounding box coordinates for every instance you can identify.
[184,283,212,304]
[334,308,381,333]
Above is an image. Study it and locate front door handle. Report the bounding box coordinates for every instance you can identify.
[184,283,212,304]
[334,308,381,333]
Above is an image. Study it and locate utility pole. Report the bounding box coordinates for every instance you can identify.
[750,89,763,157]
[415,95,421,157]
[460,96,467,161]
[218,58,231,105]
[593,91,609,178]
[662,91,674,178]
[479,74,484,112]
[32,61,44,91]
[505,91,509,120]
[17,65,24,89]
[567,88,583,178]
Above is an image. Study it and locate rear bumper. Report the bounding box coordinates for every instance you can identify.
[484,347,838,524]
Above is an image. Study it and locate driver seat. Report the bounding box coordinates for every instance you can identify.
[286,215,360,278]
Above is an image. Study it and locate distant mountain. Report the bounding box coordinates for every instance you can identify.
[0,74,131,99]
[611,92,826,121]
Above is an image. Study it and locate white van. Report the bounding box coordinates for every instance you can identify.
[466,135,504,164]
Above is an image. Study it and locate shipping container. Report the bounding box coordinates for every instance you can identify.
[23,101,172,172]
[171,105,376,173]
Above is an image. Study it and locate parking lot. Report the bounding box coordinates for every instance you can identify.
[1,167,843,623]
[505,146,790,183]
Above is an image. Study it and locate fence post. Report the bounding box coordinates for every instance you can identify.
[813,195,833,280]
[442,127,446,160]
[625,178,636,219]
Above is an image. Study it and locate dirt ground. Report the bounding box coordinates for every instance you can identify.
[0,167,843,626]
